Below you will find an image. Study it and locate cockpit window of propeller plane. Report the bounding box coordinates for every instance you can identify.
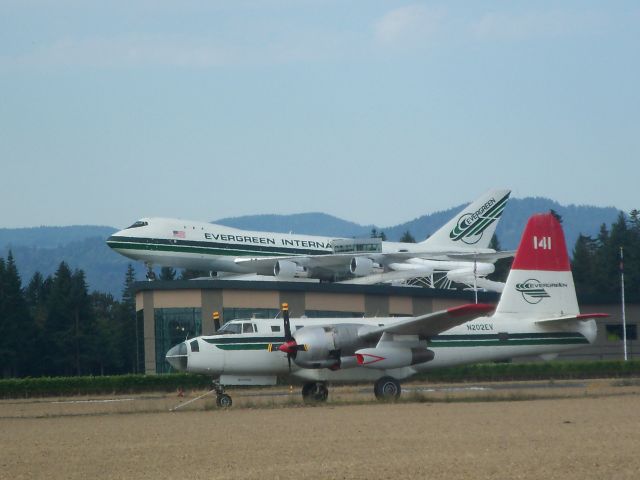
[214,321,256,335]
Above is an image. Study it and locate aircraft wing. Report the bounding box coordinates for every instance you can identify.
[234,254,354,271]
[235,250,511,269]
[339,268,435,285]
[535,313,609,325]
[358,303,495,341]
[445,250,516,261]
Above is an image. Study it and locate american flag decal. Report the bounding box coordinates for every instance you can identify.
[173,230,186,239]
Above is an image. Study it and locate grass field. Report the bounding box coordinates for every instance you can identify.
[1,379,639,479]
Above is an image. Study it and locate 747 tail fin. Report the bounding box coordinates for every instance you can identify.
[419,189,510,250]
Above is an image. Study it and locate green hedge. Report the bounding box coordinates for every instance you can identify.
[0,373,211,399]
[417,359,640,382]
[2,360,640,398]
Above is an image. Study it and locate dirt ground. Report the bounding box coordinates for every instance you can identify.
[1,379,639,479]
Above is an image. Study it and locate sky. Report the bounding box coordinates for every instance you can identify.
[1,1,638,229]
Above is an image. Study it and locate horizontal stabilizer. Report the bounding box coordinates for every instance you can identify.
[535,313,609,325]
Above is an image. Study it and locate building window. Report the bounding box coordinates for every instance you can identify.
[222,308,280,323]
[605,324,637,341]
[304,310,363,318]
[155,308,202,373]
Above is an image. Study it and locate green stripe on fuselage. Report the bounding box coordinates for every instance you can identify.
[202,332,587,351]
[107,238,329,257]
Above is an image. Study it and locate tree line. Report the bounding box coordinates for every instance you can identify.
[572,210,640,303]
[0,209,637,378]
[0,255,139,378]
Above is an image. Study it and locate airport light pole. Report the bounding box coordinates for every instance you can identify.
[620,247,628,361]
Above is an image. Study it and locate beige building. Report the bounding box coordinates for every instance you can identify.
[134,280,638,374]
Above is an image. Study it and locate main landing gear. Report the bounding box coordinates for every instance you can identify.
[374,376,401,401]
[301,382,329,403]
[300,378,402,403]
[213,380,232,408]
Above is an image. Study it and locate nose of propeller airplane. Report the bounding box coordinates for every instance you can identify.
[166,342,188,371]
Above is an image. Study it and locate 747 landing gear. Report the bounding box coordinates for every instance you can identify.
[212,380,232,408]
[301,382,329,403]
[374,376,401,401]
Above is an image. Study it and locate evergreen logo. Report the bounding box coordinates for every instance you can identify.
[515,279,568,304]
[449,193,510,245]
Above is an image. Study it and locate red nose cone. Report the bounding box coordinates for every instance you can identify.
[278,340,297,355]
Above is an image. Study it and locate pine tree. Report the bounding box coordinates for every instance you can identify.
[119,264,139,373]
[69,268,95,375]
[400,231,416,243]
[572,234,597,299]
[0,252,34,377]
[91,291,122,375]
[160,266,176,281]
[549,209,563,224]
[625,209,640,302]
[44,262,76,375]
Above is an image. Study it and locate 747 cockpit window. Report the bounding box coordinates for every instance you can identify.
[127,221,149,229]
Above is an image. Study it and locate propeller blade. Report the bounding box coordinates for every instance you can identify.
[282,303,292,341]
[278,303,298,373]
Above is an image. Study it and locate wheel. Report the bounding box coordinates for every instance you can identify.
[216,393,232,408]
[374,376,401,401]
[301,382,329,403]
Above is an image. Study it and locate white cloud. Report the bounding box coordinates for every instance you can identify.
[373,4,445,47]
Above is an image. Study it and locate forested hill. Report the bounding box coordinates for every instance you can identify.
[217,198,622,252]
[0,197,625,296]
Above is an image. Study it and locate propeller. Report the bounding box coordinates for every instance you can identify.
[268,303,306,372]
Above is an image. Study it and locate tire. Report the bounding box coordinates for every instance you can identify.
[302,382,329,403]
[216,394,233,408]
[374,376,401,401]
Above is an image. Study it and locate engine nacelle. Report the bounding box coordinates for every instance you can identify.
[274,260,306,279]
[350,257,376,276]
[355,347,434,369]
[292,324,367,369]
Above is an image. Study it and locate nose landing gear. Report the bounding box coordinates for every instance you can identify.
[213,380,232,408]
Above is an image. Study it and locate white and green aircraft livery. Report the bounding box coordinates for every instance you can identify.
[107,189,512,287]
[166,213,607,407]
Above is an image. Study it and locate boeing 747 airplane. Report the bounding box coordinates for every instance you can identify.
[107,189,511,288]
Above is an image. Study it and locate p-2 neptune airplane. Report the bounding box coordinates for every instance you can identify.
[166,213,607,407]
[107,189,512,288]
